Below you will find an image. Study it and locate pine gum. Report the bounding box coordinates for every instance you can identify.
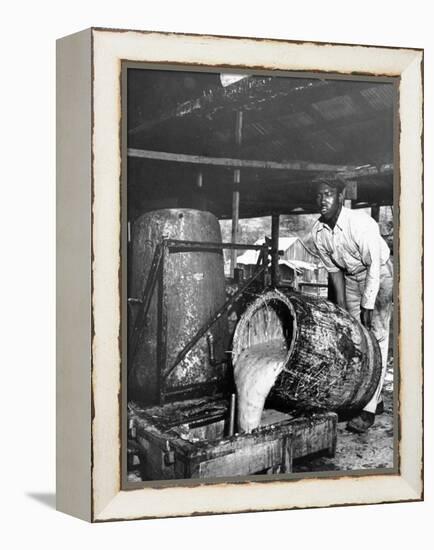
[234,339,287,432]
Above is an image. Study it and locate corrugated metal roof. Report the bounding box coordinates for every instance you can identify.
[280,111,315,129]
[360,86,394,111]
[311,95,357,121]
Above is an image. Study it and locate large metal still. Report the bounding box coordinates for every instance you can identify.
[128,209,229,405]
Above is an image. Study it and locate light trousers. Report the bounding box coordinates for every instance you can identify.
[344,259,393,414]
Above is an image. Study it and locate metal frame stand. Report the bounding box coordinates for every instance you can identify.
[129,238,275,404]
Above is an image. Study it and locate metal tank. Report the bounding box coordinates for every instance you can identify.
[128,209,229,405]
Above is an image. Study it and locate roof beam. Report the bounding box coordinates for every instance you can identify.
[128,147,393,178]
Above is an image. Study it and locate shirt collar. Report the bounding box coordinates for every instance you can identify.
[317,206,348,232]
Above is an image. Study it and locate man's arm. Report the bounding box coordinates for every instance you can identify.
[360,307,373,330]
[329,270,347,310]
[330,270,372,327]
[357,218,382,323]
[353,216,383,330]
[311,226,346,308]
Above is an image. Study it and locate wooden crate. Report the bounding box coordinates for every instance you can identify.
[129,396,337,480]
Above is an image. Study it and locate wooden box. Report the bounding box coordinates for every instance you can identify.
[129,396,337,480]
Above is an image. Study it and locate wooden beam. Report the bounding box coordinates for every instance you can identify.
[371,204,380,222]
[230,111,243,277]
[230,189,240,276]
[128,147,393,177]
[271,214,280,287]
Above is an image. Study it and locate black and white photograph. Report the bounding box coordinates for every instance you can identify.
[125,66,397,483]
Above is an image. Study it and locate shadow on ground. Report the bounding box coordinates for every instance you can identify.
[26,492,56,509]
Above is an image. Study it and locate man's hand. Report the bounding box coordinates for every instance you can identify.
[360,308,373,330]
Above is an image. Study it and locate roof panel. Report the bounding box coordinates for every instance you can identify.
[360,86,395,111]
[311,95,358,121]
[280,111,315,129]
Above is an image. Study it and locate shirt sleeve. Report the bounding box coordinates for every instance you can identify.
[355,218,382,309]
[311,228,340,273]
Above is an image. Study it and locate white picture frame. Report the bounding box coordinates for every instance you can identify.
[56,27,423,522]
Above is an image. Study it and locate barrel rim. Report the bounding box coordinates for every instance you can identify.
[231,289,298,370]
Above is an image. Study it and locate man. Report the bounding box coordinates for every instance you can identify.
[311,177,393,433]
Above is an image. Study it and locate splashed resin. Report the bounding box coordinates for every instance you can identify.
[234,339,287,432]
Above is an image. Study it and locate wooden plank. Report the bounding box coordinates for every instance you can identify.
[196,439,285,478]
[291,415,337,459]
[136,436,178,480]
[128,147,392,177]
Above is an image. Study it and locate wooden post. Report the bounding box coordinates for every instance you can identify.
[230,189,240,277]
[371,204,380,222]
[230,111,243,277]
[282,436,293,474]
[157,242,169,404]
[195,170,206,210]
[228,393,236,436]
[196,170,203,189]
[271,214,280,287]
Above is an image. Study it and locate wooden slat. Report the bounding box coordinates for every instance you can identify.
[291,415,337,459]
[196,439,285,478]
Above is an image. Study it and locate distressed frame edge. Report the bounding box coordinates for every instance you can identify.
[89,29,423,522]
[94,476,421,522]
[56,28,93,522]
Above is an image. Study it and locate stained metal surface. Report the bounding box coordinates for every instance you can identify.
[232,290,382,412]
[128,209,229,405]
[275,292,382,411]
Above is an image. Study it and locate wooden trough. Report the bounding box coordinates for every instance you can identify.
[128,396,337,480]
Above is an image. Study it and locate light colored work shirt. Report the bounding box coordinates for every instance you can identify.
[311,206,390,309]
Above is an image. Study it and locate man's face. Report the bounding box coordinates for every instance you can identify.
[316,182,343,222]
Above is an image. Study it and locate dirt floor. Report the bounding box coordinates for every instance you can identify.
[293,358,395,472]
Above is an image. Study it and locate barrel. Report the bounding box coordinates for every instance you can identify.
[231,289,382,413]
[129,209,229,404]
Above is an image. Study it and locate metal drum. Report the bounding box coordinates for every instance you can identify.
[129,209,229,405]
[232,289,382,412]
